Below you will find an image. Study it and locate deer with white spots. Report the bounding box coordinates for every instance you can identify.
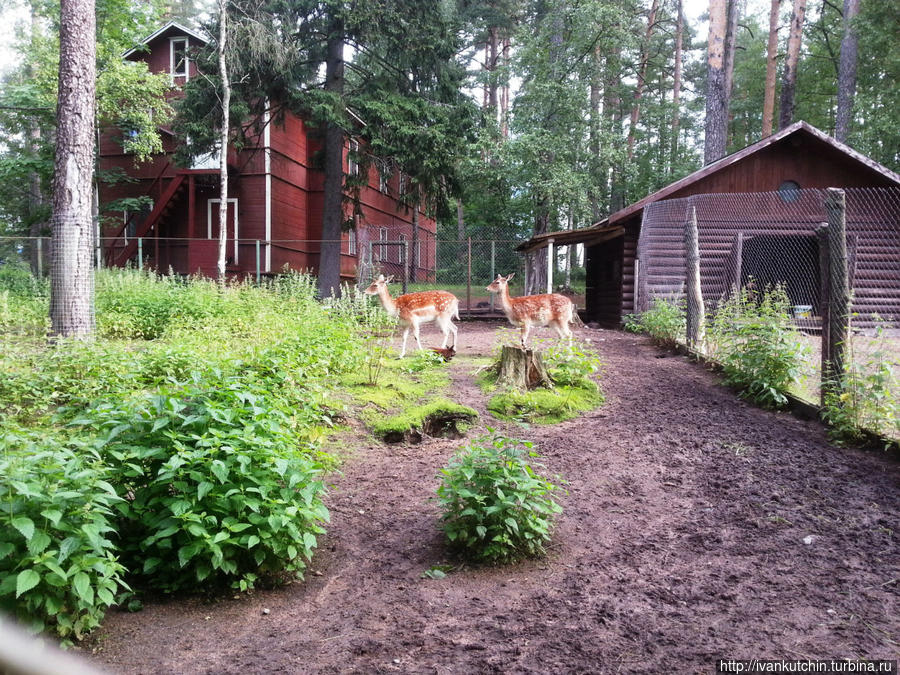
[364,275,460,358]
[486,273,576,348]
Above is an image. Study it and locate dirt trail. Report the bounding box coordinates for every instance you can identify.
[88,322,899,674]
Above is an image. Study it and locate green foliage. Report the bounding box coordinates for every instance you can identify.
[372,398,477,441]
[0,263,49,336]
[707,285,809,409]
[71,378,330,593]
[0,429,128,640]
[623,298,685,349]
[436,432,563,564]
[821,324,899,445]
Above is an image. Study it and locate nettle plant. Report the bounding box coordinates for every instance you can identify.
[624,297,685,349]
[436,432,564,564]
[72,375,330,593]
[707,284,809,409]
[0,429,128,640]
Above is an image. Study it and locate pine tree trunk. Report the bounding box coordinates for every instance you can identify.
[500,37,510,138]
[216,0,230,283]
[704,0,729,165]
[604,47,625,211]
[318,17,345,300]
[761,0,781,137]
[456,199,464,241]
[670,0,683,174]
[626,0,659,160]
[50,0,96,337]
[778,0,807,130]
[835,0,860,142]
[723,0,740,114]
[409,194,420,283]
[589,44,602,222]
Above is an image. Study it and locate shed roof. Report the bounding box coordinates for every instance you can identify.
[518,121,900,251]
[123,21,208,59]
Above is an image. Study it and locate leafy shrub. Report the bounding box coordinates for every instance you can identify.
[436,432,563,563]
[74,375,330,593]
[0,428,128,640]
[623,298,685,348]
[821,324,899,445]
[707,285,809,409]
[0,263,49,336]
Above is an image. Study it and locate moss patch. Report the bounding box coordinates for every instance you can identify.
[373,398,478,443]
[487,383,604,425]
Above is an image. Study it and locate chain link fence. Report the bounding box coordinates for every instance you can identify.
[636,187,899,430]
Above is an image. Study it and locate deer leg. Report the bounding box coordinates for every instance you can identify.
[400,327,410,358]
[412,321,424,351]
[521,324,531,348]
[447,320,458,348]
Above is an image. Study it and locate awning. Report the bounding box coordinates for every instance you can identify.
[515,223,623,253]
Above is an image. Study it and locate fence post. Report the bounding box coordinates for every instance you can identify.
[684,206,706,349]
[546,239,554,294]
[255,239,261,284]
[733,231,744,294]
[402,240,409,295]
[822,187,850,398]
[817,223,831,406]
[36,237,43,278]
[137,238,143,271]
[466,237,472,317]
[490,240,496,313]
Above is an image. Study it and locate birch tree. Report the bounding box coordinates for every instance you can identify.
[216,0,230,282]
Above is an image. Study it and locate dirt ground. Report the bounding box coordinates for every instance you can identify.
[86,322,899,674]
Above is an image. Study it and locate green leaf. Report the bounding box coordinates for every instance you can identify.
[41,509,63,526]
[197,481,214,500]
[27,531,52,556]
[73,572,94,605]
[16,569,41,598]
[0,542,14,560]
[12,517,35,541]
[210,460,228,484]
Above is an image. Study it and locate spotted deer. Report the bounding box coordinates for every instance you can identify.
[486,273,576,348]
[364,275,460,358]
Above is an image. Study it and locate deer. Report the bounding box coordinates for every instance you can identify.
[364,274,460,358]
[486,273,576,348]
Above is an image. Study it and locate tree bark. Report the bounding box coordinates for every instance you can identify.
[497,345,552,390]
[835,0,860,142]
[604,46,625,211]
[761,0,781,137]
[409,191,420,283]
[216,0,230,283]
[528,197,549,295]
[589,44,602,221]
[317,15,345,300]
[723,0,740,113]
[704,0,729,165]
[50,0,96,337]
[626,0,659,160]
[670,0,684,174]
[778,0,807,130]
[685,206,706,348]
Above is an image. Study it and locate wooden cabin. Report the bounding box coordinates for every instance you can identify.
[99,22,436,282]
[519,122,900,327]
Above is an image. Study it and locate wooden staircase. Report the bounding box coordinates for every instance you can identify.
[109,173,188,268]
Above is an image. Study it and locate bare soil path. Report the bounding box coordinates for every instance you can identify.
[88,322,899,674]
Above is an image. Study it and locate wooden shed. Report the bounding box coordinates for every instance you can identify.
[519,122,900,326]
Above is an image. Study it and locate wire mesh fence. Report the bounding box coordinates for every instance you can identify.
[636,186,900,436]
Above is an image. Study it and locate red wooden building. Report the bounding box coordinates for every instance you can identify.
[519,122,900,326]
[100,22,437,282]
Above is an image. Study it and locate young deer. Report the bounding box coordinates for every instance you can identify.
[364,275,460,358]
[486,273,575,348]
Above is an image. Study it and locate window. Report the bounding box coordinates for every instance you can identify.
[348,139,360,176]
[348,228,357,256]
[379,170,389,193]
[398,172,408,196]
[170,38,189,82]
[398,233,406,264]
[777,180,801,203]
[378,227,388,262]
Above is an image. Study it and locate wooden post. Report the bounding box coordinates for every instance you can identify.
[817,223,831,406]
[402,240,409,295]
[684,206,706,348]
[733,231,744,294]
[546,238,554,294]
[255,239,261,284]
[490,240,496,313]
[466,236,472,317]
[823,188,850,395]
[36,237,43,278]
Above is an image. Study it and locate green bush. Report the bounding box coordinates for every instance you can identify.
[0,428,128,640]
[436,432,563,563]
[623,298,685,348]
[73,376,330,593]
[707,285,809,409]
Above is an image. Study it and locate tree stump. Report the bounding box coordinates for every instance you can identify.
[496,346,552,390]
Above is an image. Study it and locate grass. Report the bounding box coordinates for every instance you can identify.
[372,398,478,442]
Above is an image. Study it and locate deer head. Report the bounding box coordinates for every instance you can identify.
[485,273,514,294]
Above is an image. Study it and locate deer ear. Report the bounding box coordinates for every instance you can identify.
[506,273,515,281]
[385,275,394,283]
[376,274,385,281]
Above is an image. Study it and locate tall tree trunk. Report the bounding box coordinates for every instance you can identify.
[409,190,420,283]
[589,44,602,221]
[778,0,807,130]
[670,0,684,174]
[723,0,740,112]
[486,25,499,118]
[456,199,464,241]
[704,0,729,165]
[50,0,96,337]
[604,47,625,211]
[835,0,860,142]
[27,4,45,276]
[761,0,781,137]
[216,0,230,282]
[500,36,510,138]
[626,0,659,160]
[318,15,345,300]
[528,198,549,295]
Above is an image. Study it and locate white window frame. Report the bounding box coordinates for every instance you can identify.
[348,139,360,176]
[207,198,239,263]
[378,226,388,262]
[379,171,389,193]
[398,233,406,264]
[347,228,357,256]
[170,37,189,83]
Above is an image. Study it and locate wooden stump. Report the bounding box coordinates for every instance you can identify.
[497,345,552,390]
